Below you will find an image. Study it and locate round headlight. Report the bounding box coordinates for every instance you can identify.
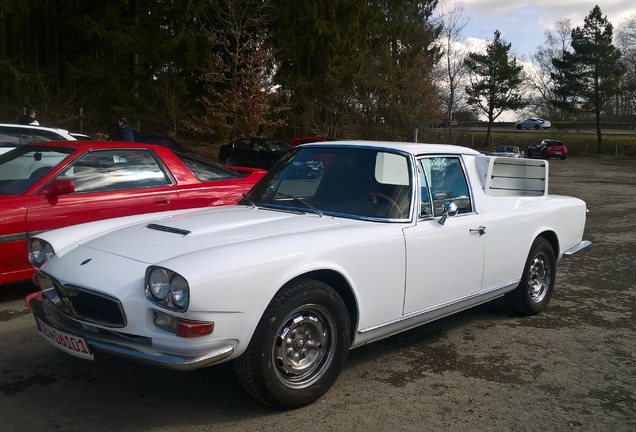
[148,268,170,300]
[29,239,55,267]
[170,275,189,309]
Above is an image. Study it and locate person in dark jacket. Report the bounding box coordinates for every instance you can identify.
[18,108,39,125]
[118,117,134,142]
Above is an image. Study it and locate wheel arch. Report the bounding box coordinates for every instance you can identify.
[288,269,359,344]
[536,230,559,259]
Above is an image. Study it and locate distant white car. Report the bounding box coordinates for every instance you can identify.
[26,140,590,408]
[492,145,524,158]
[515,118,551,130]
[0,123,78,155]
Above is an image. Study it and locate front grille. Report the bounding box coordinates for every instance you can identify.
[43,281,127,328]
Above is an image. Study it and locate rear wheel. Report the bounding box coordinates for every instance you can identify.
[534,124,541,130]
[515,124,522,130]
[505,237,556,316]
[224,157,235,166]
[235,279,351,408]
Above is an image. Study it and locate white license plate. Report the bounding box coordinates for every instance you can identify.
[36,318,94,360]
[554,152,562,155]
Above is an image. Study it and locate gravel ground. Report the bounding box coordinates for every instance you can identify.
[0,157,634,432]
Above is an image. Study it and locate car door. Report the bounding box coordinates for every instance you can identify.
[402,156,485,315]
[25,148,180,234]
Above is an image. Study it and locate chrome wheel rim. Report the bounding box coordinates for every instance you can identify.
[272,304,336,389]
[527,252,551,303]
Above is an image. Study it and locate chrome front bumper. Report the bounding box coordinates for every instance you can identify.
[26,291,235,371]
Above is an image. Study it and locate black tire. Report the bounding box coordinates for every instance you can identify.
[534,124,541,130]
[505,237,556,316]
[515,124,521,130]
[224,157,235,166]
[560,156,566,160]
[527,150,533,158]
[234,278,351,408]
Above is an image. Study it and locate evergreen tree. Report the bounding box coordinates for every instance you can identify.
[551,5,624,152]
[464,30,525,147]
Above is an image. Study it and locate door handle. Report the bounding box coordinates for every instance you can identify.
[153,196,171,205]
[470,226,486,236]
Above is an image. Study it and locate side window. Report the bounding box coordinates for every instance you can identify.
[418,156,472,217]
[179,154,238,182]
[31,130,67,142]
[59,149,169,192]
[0,127,21,145]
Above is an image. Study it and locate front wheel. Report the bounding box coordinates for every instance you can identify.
[516,124,521,130]
[224,157,235,166]
[234,279,351,408]
[535,124,541,130]
[505,237,556,316]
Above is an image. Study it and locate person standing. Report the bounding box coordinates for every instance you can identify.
[118,117,134,142]
[18,108,39,125]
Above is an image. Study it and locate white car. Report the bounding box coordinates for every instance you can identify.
[491,145,524,158]
[515,117,551,130]
[0,123,79,155]
[26,141,590,408]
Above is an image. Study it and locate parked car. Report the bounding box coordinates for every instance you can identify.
[218,137,292,169]
[0,141,265,285]
[0,123,78,155]
[25,140,590,408]
[527,140,568,160]
[290,137,327,147]
[491,145,524,158]
[515,118,551,130]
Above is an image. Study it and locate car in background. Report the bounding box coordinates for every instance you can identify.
[218,137,292,169]
[0,141,265,285]
[491,145,524,158]
[515,118,551,130]
[0,123,78,155]
[527,139,568,160]
[290,137,327,147]
[25,140,589,408]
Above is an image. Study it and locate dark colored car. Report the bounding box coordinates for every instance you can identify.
[218,137,292,169]
[527,140,568,160]
[0,141,265,285]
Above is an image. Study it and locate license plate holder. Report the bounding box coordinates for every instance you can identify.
[36,318,94,360]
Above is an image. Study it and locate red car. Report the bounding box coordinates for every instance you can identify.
[0,141,265,285]
[527,139,568,160]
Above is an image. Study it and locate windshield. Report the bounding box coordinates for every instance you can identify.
[0,145,75,195]
[244,146,412,220]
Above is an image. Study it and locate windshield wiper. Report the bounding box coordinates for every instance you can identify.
[275,192,323,217]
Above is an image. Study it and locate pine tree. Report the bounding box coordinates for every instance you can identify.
[552,5,624,153]
[465,30,525,147]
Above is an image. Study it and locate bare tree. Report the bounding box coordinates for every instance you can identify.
[615,14,636,120]
[435,2,469,135]
[526,19,573,121]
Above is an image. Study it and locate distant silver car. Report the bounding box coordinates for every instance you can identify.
[492,145,524,158]
[515,118,551,130]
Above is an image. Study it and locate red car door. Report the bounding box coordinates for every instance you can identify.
[25,148,179,235]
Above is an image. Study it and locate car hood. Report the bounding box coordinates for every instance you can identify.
[78,206,342,263]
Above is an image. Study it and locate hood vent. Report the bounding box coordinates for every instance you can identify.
[145,223,191,237]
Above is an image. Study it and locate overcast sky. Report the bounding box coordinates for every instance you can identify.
[448,0,634,59]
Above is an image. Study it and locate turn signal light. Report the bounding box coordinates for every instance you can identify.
[176,319,214,338]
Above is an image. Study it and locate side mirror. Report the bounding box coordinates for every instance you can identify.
[43,179,75,198]
[438,201,458,225]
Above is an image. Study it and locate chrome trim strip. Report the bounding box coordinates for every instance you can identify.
[564,240,591,255]
[355,281,519,345]
[0,232,27,243]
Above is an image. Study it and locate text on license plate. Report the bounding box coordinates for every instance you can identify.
[36,318,94,360]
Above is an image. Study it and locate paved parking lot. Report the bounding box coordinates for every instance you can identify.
[1,157,634,431]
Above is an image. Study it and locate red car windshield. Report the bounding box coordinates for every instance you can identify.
[0,145,75,195]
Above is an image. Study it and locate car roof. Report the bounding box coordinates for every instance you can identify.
[0,122,75,135]
[301,140,481,156]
